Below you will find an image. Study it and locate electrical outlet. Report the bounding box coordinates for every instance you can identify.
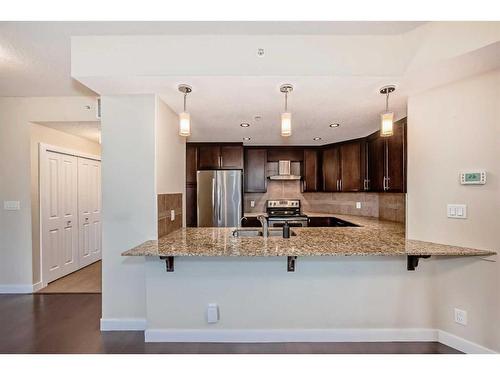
[356,202,361,209]
[170,209,175,221]
[207,303,219,324]
[250,200,255,208]
[3,201,20,210]
[454,308,467,325]
[447,204,467,219]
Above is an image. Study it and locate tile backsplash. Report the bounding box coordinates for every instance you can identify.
[244,180,405,223]
[158,193,183,238]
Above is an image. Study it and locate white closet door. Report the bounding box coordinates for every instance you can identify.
[78,157,102,267]
[42,151,79,283]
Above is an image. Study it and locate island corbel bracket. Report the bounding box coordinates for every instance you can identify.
[407,255,431,271]
[287,256,297,272]
[159,256,174,272]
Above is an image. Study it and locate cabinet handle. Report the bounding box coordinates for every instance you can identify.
[386,177,390,191]
[219,155,222,168]
[304,180,307,191]
[340,179,342,191]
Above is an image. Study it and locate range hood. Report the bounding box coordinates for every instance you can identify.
[269,160,301,180]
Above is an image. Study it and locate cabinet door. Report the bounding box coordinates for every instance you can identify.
[244,148,267,193]
[198,144,221,169]
[367,135,385,192]
[186,184,197,227]
[221,145,244,169]
[322,146,341,191]
[303,149,319,192]
[340,141,363,191]
[186,144,198,184]
[386,119,406,192]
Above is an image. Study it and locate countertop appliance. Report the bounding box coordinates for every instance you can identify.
[266,199,308,227]
[197,170,242,227]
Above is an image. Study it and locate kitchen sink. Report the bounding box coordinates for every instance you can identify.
[232,228,296,238]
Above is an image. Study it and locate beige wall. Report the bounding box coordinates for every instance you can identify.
[0,97,97,290]
[30,123,101,284]
[407,69,500,351]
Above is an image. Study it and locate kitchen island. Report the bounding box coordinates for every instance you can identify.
[122,214,495,270]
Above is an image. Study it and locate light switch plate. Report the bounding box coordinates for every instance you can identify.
[170,209,175,221]
[447,204,467,219]
[3,201,20,210]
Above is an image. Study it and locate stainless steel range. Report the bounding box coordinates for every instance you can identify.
[266,199,308,227]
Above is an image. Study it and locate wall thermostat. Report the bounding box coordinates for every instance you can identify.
[460,171,486,185]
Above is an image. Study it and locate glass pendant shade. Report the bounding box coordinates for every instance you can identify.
[380,111,394,137]
[281,112,292,137]
[179,112,191,137]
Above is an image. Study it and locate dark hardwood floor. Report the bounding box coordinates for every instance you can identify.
[0,294,461,354]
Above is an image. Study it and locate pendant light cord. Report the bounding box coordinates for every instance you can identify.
[183,93,187,112]
[385,91,389,112]
[284,91,288,112]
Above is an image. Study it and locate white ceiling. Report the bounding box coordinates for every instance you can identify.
[3,21,500,145]
[0,21,425,97]
[35,121,101,143]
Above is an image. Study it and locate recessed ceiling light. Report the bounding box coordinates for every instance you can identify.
[254,115,262,121]
[313,137,322,141]
[243,137,251,141]
[240,122,250,128]
[329,123,340,128]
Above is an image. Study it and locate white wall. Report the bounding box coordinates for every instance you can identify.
[407,69,500,352]
[100,95,157,323]
[0,97,97,290]
[30,123,101,285]
[155,97,186,224]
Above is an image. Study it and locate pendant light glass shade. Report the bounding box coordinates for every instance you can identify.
[281,112,292,137]
[179,112,191,137]
[380,111,394,137]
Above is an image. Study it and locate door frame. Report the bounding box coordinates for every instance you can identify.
[38,143,101,288]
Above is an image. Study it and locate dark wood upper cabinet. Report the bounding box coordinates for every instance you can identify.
[367,135,385,192]
[322,146,341,192]
[244,148,267,193]
[366,118,407,192]
[267,147,304,162]
[198,144,221,169]
[303,149,320,192]
[197,143,243,170]
[386,118,406,192]
[340,141,363,192]
[220,145,244,169]
[186,143,198,185]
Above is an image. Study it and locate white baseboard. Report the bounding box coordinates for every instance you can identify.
[32,281,45,293]
[145,328,437,343]
[437,330,496,354]
[0,284,36,294]
[100,318,147,331]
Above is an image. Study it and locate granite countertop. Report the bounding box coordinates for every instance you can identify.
[122,214,496,258]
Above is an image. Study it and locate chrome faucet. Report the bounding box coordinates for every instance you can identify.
[239,216,248,229]
[257,215,269,238]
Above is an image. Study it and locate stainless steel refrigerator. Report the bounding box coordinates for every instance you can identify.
[197,170,242,227]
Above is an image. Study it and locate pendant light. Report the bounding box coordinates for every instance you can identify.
[280,84,293,137]
[178,84,192,137]
[379,85,395,137]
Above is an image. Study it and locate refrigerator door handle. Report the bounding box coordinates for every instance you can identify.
[218,175,222,224]
[212,177,217,225]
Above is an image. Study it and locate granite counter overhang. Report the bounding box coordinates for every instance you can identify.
[122,214,496,258]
